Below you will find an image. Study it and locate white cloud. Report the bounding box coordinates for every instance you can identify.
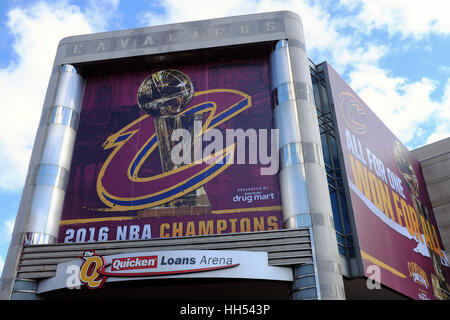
[348,65,450,147]
[141,0,256,26]
[426,126,450,144]
[0,216,14,245]
[438,66,450,74]
[0,217,14,275]
[335,0,450,147]
[342,0,450,38]
[0,2,93,191]
[84,0,120,31]
[140,0,386,74]
[0,1,120,192]
[426,81,450,144]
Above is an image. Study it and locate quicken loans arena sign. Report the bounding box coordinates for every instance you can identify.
[36,250,293,293]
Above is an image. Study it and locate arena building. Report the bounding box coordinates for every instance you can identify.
[0,11,448,301]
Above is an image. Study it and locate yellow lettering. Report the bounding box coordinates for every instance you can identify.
[160,223,170,238]
[240,218,251,232]
[407,205,423,243]
[198,220,213,235]
[349,154,371,201]
[368,171,383,211]
[378,179,395,220]
[253,217,265,231]
[267,216,278,230]
[185,221,196,236]
[392,192,404,226]
[400,198,414,237]
[217,220,227,234]
[228,218,237,233]
[160,216,281,237]
[431,224,444,259]
[419,215,435,251]
[172,222,183,237]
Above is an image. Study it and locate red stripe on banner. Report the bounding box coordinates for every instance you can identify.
[98,263,240,277]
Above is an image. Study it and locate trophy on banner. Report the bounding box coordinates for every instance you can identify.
[393,140,449,300]
[136,69,210,215]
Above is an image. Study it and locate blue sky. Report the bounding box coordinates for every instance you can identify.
[0,0,449,273]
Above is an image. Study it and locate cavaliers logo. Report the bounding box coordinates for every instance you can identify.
[339,91,366,135]
[95,69,252,212]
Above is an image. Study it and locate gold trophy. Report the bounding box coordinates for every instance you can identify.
[393,140,449,299]
[136,69,210,217]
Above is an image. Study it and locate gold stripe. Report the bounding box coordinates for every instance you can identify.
[361,250,407,279]
[211,206,282,214]
[60,205,283,225]
[60,216,135,226]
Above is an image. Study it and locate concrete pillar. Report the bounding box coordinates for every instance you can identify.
[0,64,84,300]
[270,38,345,300]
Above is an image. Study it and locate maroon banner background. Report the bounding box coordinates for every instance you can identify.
[58,54,283,243]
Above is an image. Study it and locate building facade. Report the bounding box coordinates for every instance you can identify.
[0,11,448,300]
[412,138,450,258]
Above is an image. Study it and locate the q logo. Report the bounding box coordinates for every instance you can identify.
[79,250,107,289]
[339,91,366,135]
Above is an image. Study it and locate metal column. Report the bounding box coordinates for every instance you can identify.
[0,65,84,300]
[270,40,345,300]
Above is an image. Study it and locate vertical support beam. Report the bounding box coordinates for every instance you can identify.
[270,39,345,300]
[0,65,84,300]
[10,279,41,300]
[24,64,84,244]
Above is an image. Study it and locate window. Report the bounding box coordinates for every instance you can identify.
[311,66,355,258]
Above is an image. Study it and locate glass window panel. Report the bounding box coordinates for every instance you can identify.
[329,191,342,233]
[346,235,354,247]
[329,135,339,168]
[311,69,356,258]
[321,134,331,166]
[337,243,347,256]
[327,175,335,187]
[340,191,352,234]
[336,232,345,245]
[312,76,321,110]
[320,83,330,113]
[348,246,356,257]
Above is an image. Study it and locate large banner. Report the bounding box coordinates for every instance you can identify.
[58,55,282,243]
[326,63,450,300]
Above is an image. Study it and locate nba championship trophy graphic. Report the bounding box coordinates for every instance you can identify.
[393,140,449,300]
[136,69,210,217]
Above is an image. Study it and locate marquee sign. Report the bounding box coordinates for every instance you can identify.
[37,250,293,293]
[79,250,240,289]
